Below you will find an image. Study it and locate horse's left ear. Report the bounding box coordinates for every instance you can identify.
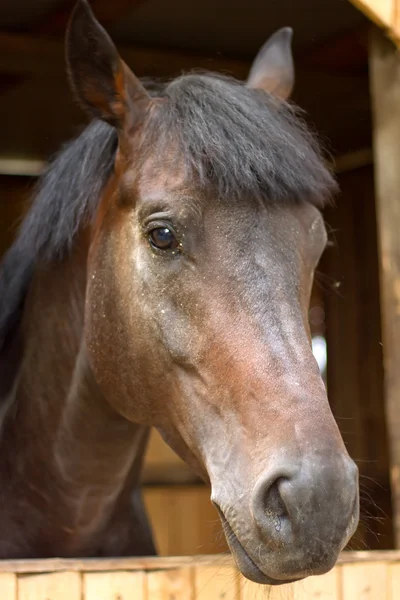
[247,27,294,100]
[66,0,151,129]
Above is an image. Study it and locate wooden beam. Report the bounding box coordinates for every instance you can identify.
[369,26,400,548]
[0,31,371,160]
[0,158,45,177]
[393,0,400,37]
[0,26,373,82]
[36,0,145,36]
[349,0,394,30]
[349,0,400,46]
[0,26,374,81]
[1,550,400,574]
[0,31,249,79]
[333,147,373,173]
[0,1,146,97]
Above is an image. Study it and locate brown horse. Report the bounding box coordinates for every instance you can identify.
[0,0,358,586]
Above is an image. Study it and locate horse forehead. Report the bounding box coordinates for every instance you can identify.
[135,156,188,196]
[122,154,321,246]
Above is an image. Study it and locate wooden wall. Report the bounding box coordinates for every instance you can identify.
[1,552,400,599]
[144,486,226,556]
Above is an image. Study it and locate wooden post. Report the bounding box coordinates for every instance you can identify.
[349,0,394,31]
[348,0,400,46]
[369,26,400,547]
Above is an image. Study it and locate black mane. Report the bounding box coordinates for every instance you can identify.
[0,73,337,352]
[148,73,337,205]
[0,120,117,352]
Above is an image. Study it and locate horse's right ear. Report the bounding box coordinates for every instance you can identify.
[66,0,151,129]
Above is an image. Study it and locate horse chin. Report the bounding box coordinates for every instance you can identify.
[218,510,300,586]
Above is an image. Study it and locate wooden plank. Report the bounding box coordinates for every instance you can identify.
[240,578,295,599]
[18,571,81,600]
[0,32,249,79]
[168,487,202,555]
[144,486,227,556]
[239,579,262,600]
[369,25,400,548]
[389,563,400,599]
[37,0,144,35]
[0,159,45,177]
[339,551,400,564]
[341,561,388,598]
[0,551,400,575]
[293,569,341,599]
[349,0,394,30]
[146,568,194,600]
[194,565,240,600]
[84,571,146,600]
[143,430,199,484]
[0,555,220,574]
[349,0,400,46]
[0,573,17,600]
[144,486,194,555]
[390,0,400,40]
[143,487,172,555]
[167,487,222,555]
[0,33,371,161]
[333,147,373,173]
[193,489,229,555]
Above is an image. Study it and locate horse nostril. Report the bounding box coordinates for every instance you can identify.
[251,457,359,553]
[252,473,292,539]
[264,479,289,530]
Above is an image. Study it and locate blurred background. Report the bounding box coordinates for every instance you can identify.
[0,0,393,555]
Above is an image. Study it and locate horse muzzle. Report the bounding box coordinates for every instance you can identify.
[213,450,359,584]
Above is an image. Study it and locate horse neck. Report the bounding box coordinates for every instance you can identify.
[0,233,153,557]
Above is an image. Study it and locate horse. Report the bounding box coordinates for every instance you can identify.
[0,0,359,586]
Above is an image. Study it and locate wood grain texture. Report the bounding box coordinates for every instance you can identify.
[341,561,388,598]
[349,0,394,29]
[240,578,295,600]
[194,565,239,600]
[0,573,17,600]
[83,571,146,600]
[1,551,400,574]
[146,567,194,600]
[389,563,400,599]
[143,430,198,484]
[0,32,249,79]
[0,556,399,599]
[293,569,341,599]
[144,485,227,556]
[18,571,81,600]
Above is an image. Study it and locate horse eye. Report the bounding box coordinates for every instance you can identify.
[149,227,179,251]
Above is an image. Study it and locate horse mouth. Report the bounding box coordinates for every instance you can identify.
[216,507,298,586]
